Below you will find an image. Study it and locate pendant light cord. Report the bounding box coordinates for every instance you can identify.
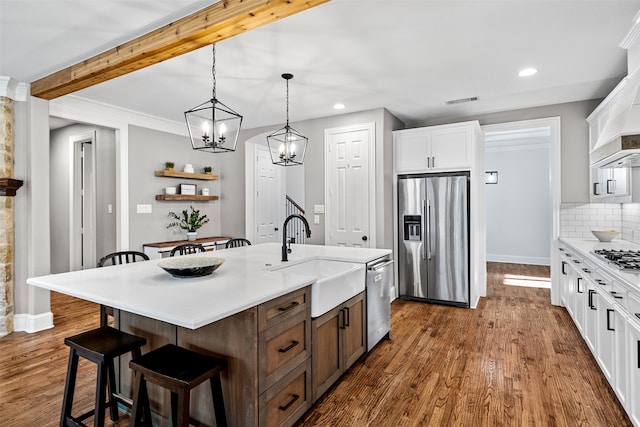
[211,44,216,101]
[285,77,290,127]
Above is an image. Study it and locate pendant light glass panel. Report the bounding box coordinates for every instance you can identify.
[267,124,308,166]
[267,73,307,166]
[185,99,242,153]
[185,44,242,153]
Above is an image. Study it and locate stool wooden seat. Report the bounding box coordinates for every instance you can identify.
[61,326,147,427]
[129,344,227,427]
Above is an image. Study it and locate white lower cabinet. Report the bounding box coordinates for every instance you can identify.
[627,319,640,426]
[584,281,598,352]
[596,293,616,382]
[557,241,639,425]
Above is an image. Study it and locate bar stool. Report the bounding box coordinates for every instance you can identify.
[60,326,147,427]
[129,344,227,427]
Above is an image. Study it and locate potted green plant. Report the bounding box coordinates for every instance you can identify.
[167,206,209,241]
[165,161,175,171]
[203,166,213,174]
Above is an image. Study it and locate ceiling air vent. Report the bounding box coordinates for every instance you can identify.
[446,96,479,105]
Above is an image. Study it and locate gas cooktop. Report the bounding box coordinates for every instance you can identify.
[592,249,640,271]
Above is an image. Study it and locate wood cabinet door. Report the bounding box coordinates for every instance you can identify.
[343,292,366,370]
[312,305,343,402]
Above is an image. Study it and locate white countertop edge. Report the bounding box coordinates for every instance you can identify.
[27,243,392,330]
[559,237,640,290]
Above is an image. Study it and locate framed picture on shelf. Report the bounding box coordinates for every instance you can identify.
[178,184,197,195]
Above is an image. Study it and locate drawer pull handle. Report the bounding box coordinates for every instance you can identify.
[278,394,300,411]
[278,301,300,312]
[588,289,596,310]
[278,340,299,353]
[561,261,567,275]
[607,309,615,331]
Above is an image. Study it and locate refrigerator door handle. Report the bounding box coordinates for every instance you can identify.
[426,199,432,260]
[422,199,427,260]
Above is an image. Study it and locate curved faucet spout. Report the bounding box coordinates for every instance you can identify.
[282,214,311,261]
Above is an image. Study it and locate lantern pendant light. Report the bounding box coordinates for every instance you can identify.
[267,73,308,166]
[184,44,242,153]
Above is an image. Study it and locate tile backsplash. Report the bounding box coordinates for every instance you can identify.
[560,203,622,238]
[561,202,640,244]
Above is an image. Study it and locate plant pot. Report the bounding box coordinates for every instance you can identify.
[186,232,197,241]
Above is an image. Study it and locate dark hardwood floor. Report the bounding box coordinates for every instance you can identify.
[0,263,631,426]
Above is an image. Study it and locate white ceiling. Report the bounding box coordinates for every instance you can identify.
[2,0,640,130]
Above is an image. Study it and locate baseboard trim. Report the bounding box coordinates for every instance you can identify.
[14,311,54,333]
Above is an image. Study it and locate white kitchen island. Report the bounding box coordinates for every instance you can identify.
[28,243,391,427]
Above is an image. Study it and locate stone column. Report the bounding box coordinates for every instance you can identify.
[0,95,23,337]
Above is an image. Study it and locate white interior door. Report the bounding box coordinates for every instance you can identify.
[70,133,97,270]
[255,145,283,243]
[325,123,375,248]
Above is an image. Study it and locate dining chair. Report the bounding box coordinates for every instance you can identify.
[170,243,206,257]
[225,238,251,249]
[97,251,150,326]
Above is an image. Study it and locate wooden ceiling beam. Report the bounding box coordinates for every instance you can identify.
[31,0,331,100]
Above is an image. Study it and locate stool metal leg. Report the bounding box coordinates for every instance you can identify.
[210,375,227,427]
[60,349,79,427]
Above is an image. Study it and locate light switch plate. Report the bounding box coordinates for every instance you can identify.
[137,204,152,214]
[314,204,325,214]
[314,215,320,224]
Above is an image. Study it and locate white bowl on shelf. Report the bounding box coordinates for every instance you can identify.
[592,230,619,242]
[165,187,177,195]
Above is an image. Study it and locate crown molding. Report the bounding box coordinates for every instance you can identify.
[0,77,28,101]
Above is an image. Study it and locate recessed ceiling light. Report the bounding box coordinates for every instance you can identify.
[333,103,346,110]
[518,68,538,77]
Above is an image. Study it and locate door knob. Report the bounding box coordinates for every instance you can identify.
[362,235,368,241]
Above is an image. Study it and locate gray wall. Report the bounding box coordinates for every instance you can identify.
[50,124,117,273]
[417,99,600,203]
[220,108,403,250]
[127,125,222,251]
[485,141,550,264]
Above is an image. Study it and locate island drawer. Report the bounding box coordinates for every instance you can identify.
[258,286,310,331]
[259,310,310,393]
[259,358,311,427]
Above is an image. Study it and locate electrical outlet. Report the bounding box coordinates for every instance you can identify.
[107,204,113,214]
[137,204,152,214]
[314,215,320,224]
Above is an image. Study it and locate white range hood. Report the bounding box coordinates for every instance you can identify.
[590,61,640,168]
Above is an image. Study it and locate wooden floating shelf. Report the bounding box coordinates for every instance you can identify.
[155,195,220,201]
[155,170,219,180]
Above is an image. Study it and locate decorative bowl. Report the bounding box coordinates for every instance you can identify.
[158,257,224,278]
[165,186,177,195]
[592,230,619,242]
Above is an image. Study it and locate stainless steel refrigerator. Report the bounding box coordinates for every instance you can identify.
[398,172,470,307]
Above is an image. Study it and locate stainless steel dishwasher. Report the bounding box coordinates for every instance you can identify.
[367,256,393,351]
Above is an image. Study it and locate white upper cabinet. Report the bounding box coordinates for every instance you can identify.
[394,122,474,173]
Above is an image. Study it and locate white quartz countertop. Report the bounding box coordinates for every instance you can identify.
[560,237,640,290]
[27,243,391,329]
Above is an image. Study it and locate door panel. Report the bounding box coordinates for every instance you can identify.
[256,146,281,243]
[426,175,469,304]
[327,126,371,247]
[397,177,426,298]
